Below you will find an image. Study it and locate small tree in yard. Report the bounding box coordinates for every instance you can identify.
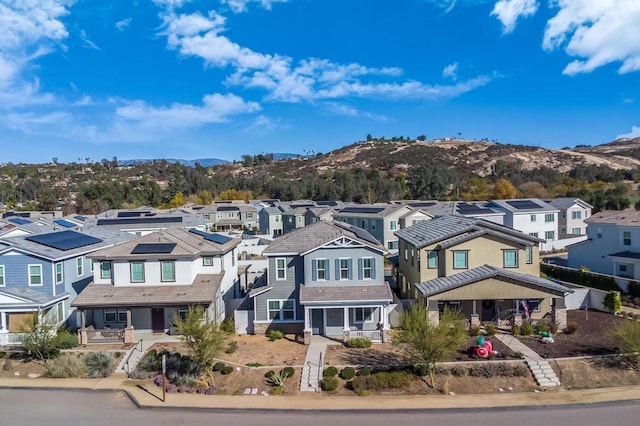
[19,313,63,368]
[173,305,226,384]
[395,303,467,388]
[611,320,640,364]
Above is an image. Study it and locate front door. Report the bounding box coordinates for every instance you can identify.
[481,300,495,322]
[311,309,324,335]
[151,308,165,333]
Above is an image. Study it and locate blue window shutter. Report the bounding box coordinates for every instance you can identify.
[358,258,363,280]
[371,258,376,280]
[312,260,317,281]
[335,259,340,280]
[348,259,353,280]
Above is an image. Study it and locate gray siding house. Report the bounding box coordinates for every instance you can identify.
[249,221,393,344]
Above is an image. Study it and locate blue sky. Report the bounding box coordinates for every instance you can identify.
[1,0,639,164]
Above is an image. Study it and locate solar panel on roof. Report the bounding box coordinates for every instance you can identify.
[217,206,240,212]
[339,207,385,214]
[54,219,77,228]
[407,202,436,208]
[506,200,543,210]
[74,215,87,221]
[350,225,381,245]
[26,230,103,251]
[189,228,233,244]
[457,203,494,215]
[96,216,183,226]
[9,217,31,225]
[131,243,176,254]
[117,211,145,218]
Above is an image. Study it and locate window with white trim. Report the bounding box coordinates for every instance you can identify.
[76,256,84,276]
[100,261,111,279]
[104,309,128,323]
[545,231,555,240]
[362,258,373,279]
[623,231,631,246]
[529,232,539,238]
[275,258,286,280]
[29,264,42,286]
[514,299,541,312]
[130,261,144,283]
[530,214,536,222]
[0,265,4,286]
[315,258,328,281]
[177,306,189,321]
[525,246,533,264]
[267,299,295,321]
[572,227,581,235]
[203,256,213,266]
[571,210,582,219]
[389,220,397,231]
[427,251,438,269]
[161,261,175,282]
[544,214,555,223]
[339,258,350,280]
[55,262,63,284]
[353,307,373,323]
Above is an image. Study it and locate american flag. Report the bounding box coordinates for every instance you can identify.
[521,299,530,321]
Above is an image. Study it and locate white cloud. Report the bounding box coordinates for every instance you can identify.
[491,0,538,34]
[543,0,640,75]
[79,29,100,50]
[221,0,290,14]
[115,17,132,32]
[617,126,640,140]
[325,103,388,121]
[442,62,458,80]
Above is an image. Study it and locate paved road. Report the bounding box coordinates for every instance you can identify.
[0,388,639,426]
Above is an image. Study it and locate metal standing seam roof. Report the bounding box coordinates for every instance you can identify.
[414,264,573,297]
[0,288,70,308]
[263,220,384,255]
[71,273,223,308]
[299,282,394,303]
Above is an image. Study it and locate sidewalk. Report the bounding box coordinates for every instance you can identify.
[1,376,639,411]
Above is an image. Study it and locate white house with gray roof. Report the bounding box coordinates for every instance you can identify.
[546,198,592,240]
[245,221,393,344]
[83,208,204,236]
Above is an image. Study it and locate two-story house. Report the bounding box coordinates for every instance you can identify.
[282,207,309,234]
[258,205,288,236]
[247,221,393,344]
[71,228,240,343]
[546,198,592,239]
[198,202,258,232]
[333,204,412,252]
[568,210,640,282]
[395,215,571,328]
[484,198,560,251]
[83,208,204,236]
[0,229,134,344]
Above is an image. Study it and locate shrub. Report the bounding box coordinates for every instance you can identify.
[266,370,287,387]
[213,362,226,372]
[269,386,285,395]
[469,325,481,336]
[264,370,275,378]
[323,366,338,377]
[468,363,497,378]
[346,337,372,348]
[511,325,521,336]
[414,364,430,377]
[267,329,284,341]
[321,377,339,392]
[484,324,496,336]
[85,351,114,378]
[220,317,236,334]
[44,355,86,378]
[351,371,411,392]
[136,352,160,372]
[167,371,196,387]
[340,367,356,380]
[565,322,578,334]
[246,362,263,367]
[281,366,295,378]
[520,322,534,336]
[0,351,6,359]
[604,291,622,314]
[221,365,234,375]
[2,358,13,371]
[357,367,371,376]
[224,341,238,354]
[57,330,79,349]
[449,365,467,377]
[634,314,640,322]
[513,351,524,359]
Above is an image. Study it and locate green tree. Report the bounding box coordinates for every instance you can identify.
[395,304,467,387]
[611,320,640,363]
[19,313,63,367]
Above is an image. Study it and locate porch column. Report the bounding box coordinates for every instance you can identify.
[427,299,440,327]
[0,311,7,332]
[303,306,311,345]
[123,308,135,344]
[126,309,132,328]
[552,297,567,331]
[381,305,391,343]
[342,307,350,342]
[78,310,87,345]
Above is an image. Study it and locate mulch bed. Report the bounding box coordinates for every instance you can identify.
[516,309,624,358]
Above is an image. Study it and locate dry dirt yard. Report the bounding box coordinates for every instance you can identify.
[553,358,640,389]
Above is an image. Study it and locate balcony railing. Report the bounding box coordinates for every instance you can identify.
[0,333,28,346]
[348,330,382,342]
[86,328,125,343]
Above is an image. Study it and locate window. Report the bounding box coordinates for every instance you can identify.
[232,249,235,267]
[530,214,536,222]
[247,212,253,218]
[339,258,350,280]
[104,309,128,323]
[177,306,189,321]
[268,299,295,321]
[404,247,408,261]
[297,216,303,223]
[453,251,468,269]
[130,261,144,282]
[572,211,582,220]
[529,232,539,238]
[314,259,328,280]
[411,247,414,267]
[597,228,602,239]
[515,299,541,313]
[427,251,438,269]
[503,250,518,268]
[28,265,42,286]
[438,301,460,313]
[387,241,398,250]
[525,246,533,264]
[561,227,566,235]
[90,260,94,272]
[371,221,376,231]
[544,214,555,223]
[56,302,64,323]
[161,261,175,282]
[390,220,397,231]
[275,258,286,280]
[55,262,63,284]
[100,261,111,279]
[275,215,280,222]
[619,264,628,272]
[203,256,213,266]
[0,265,4,286]
[362,258,373,279]
[572,227,581,235]
[623,231,631,246]
[545,231,555,240]
[76,257,84,276]
[354,307,373,323]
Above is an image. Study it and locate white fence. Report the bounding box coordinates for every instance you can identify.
[348,330,382,342]
[541,235,587,252]
[0,333,26,346]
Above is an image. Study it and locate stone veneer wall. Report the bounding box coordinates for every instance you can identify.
[253,321,304,336]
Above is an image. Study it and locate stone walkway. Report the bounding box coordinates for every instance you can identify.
[494,333,561,388]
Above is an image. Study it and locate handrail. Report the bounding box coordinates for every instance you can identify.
[123,338,144,377]
[317,351,323,392]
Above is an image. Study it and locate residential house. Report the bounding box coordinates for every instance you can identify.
[568,210,640,282]
[395,215,571,328]
[0,228,135,344]
[333,204,412,252]
[282,207,308,234]
[71,228,240,343]
[246,221,393,344]
[258,205,288,236]
[304,207,336,226]
[484,199,559,251]
[546,198,593,239]
[83,208,204,236]
[195,202,258,232]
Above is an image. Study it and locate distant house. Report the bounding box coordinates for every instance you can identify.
[244,221,393,344]
[0,228,135,344]
[258,206,287,236]
[71,228,240,343]
[282,207,309,234]
[195,202,258,232]
[546,198,592,239]
[83,208,204,236]
[304,207,336,225]
[395,215,571,328]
